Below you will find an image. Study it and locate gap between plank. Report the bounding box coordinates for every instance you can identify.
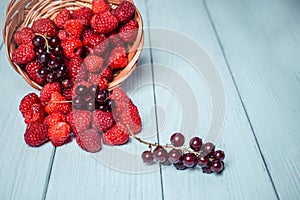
[0,42,4,51]
[41,147,56,200]
[145,0,165,199]
[202,0,281,199]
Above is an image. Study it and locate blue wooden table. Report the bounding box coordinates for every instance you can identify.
[1,0,299,199]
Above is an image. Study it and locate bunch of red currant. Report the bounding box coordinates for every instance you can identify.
[33,34,67,83]
[138,132,225,174]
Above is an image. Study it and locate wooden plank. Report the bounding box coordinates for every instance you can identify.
[206,0,300,199]
[147,0,278,199]
[0,43,54,198]
[44,1,164,200]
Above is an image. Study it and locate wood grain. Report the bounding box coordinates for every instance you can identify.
[0,45,54,199]
[206,0,300,199]
[146,0,279,199]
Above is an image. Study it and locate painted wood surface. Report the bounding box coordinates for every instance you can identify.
[206,0,300,199]
[0,0,299,199]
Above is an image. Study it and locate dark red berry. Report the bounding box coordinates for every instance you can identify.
[189,137,202,151]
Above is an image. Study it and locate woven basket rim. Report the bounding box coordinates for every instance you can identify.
[2,0,143,91]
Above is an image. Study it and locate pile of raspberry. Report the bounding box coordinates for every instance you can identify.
[12,0,139,89]
[20,83,142,153]
[14,0,142,153]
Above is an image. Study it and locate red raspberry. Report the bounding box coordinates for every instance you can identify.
[24,122,48,147]
[112,1,135,23]
[108,31,125,47]
[76,128,101,153]
[62,88,73,100]
[87,72,101,85]
[102,123,129,145]
[83,33,109,55]
[108,46,128,70]
[64,19,84,39]
[19,93,40,117]
[110,87,130,102]
[110,87,131,116]
[90,11,119,34]
[66,110,92,135]
[48,122,71,147]
[57,30,69,41]
[84,55,104,73]
[40,82,61,105]
[67,56,86,82]
[82,29,95,41]
[92,0,110,15]
[25,60,46,85]
[98,77,108,90]
[32,18,57,37]
[45,91,72,114]
[12,44,35,65]
[44,112,67,127]
[101,67,113,81]
[119,19,139,43]
[61,38,82,59]
[72,7,93,27]
[14,27,35,45]
[92,109,115,132]
[118,101,142,134]
[54,8,72,29]
[24,103,46,124]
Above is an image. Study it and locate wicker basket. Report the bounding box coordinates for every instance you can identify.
[2,0,144,90]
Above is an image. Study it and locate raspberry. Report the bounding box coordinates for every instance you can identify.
[66,110,92,135]
[92,109,115,132]
[112,1,135,23]
[108,31,125,47]
[102,123,129,145]
[48,122,71,146]
[87,72,101,85]
[57,30,69,41]
[12,44,35,65]
[110,87,131,116]
[84,55,104,73]
[72,7,93,27]
[110,87,130,102]
[62,88,73,100]
[24,122,48,147]
[24,103,46,124]
[92,0,110,15]
[61,38,82,59]
[82,29,95,41]
[67,56,86,82]
[40,82,61,105]
[14,27,35,45]
[44,112,67,127]
[54,8,72,29]
[108,46,128,70]
[98,77,108,90]
[64,19,84,39]
[25,60,46,85]
[76,128,101,153]
[118,101,142,134]
[90,11,119,34]
[119,19,138,43]
[101,67,113,81]
[45,91,72,114]
[32,18,57,37]
[19,93,40,117]
[83,33,109,54]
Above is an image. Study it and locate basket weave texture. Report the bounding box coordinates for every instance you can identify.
[2,0,144,90]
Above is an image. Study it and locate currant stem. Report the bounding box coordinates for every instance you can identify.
[127,125,201,156]
[35,33,52,53]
